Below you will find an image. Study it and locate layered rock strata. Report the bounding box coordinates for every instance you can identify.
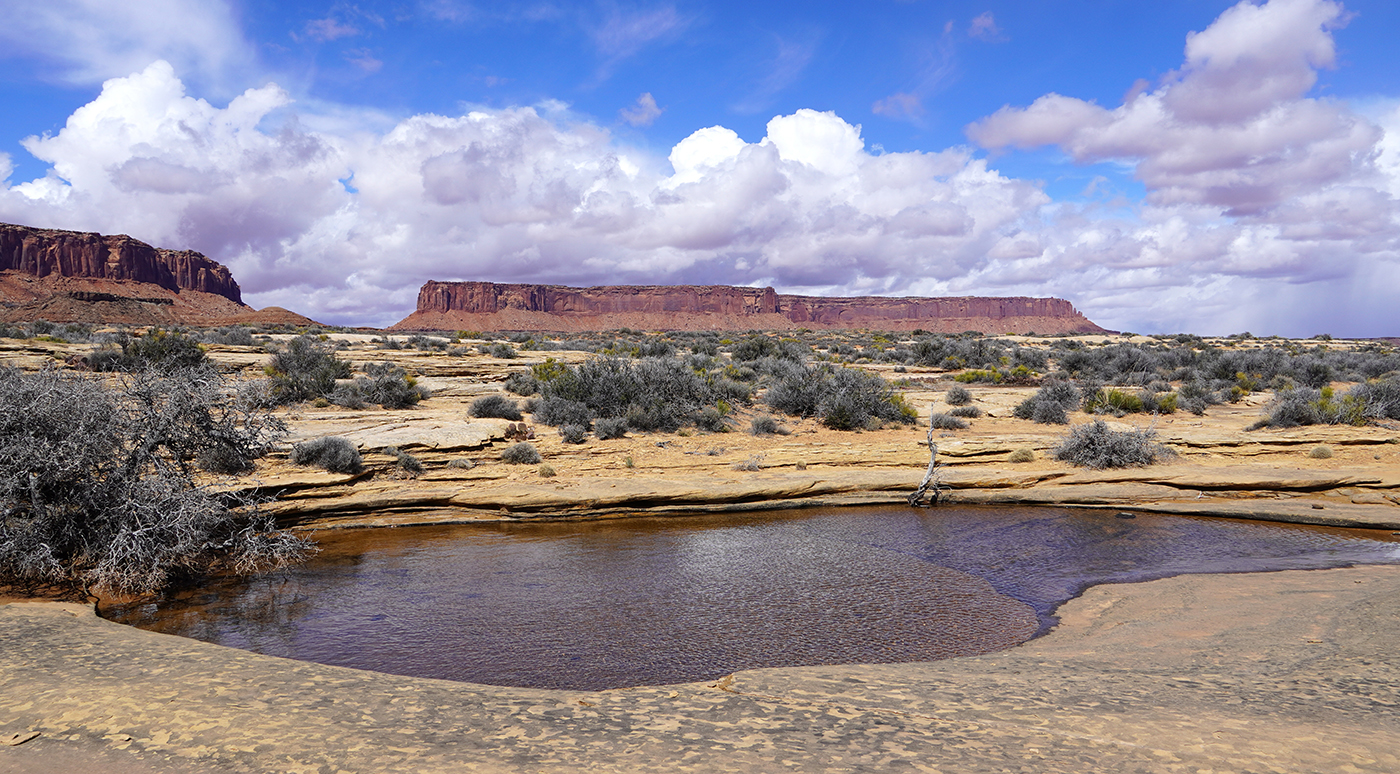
[1,223,242,301]
[394,280,1107,333]
[0,223,295,325]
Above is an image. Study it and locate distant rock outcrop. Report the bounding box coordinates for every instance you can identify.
[1,223,242,302]
[0,223,312,326]
[393,280,1107,334]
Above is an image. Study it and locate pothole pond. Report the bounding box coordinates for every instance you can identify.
[102,506,1400,691]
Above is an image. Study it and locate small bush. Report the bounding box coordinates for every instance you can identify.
[930,412,969,430]
[750,415,786,435]
[290,436,363,474]
[351,362,429,409]
[1144,392,1178,414]
[481,342,517,359]
[200,326,255,347]
[501,442,542,464]
[327,383,368,409]
[88,330,209,373]
[471,394,523,421]
[767,364,916,431]
[946,385,972,406]
[538,464,557,478]
[1052,420,1176,469]
[1084,388,1145,415]
[1008,448,1036,463]
[266,335,352,404]
[1308,445,1333,459]
[559,424,589,444]
[1253,385,1375,429]
[950,405,982,418]
[447,458,476,470]
[954,369,1002,384]
[595,417,629,440]
[1014,380,1080,424]
[695,406,729,432]
[383,445,424,473]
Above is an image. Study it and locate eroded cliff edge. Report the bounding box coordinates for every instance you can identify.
[0,223,318,326]
[393,280,1108,333]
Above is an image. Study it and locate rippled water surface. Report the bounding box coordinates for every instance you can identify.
[103,506,1400,690]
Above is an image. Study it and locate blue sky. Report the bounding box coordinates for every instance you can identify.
[1,0,1398,334]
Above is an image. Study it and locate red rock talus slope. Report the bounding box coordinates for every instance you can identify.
[0,223,313,326]
[393,280,1107,333]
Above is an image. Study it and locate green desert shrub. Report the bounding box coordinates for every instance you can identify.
[559,424,589,444]
[470,394,523,421]
[954,369,1002,384]
[1143,392,1178,414]
[500,442,542,464]
[949,405,982,418]
[0,366,306,594]
[1308,445,1334,459]
[945,385,973,406]
[291,436,362,474]
[1083,387,1145,416]
[1052,420,1176,469]
[1249,384,1382,429]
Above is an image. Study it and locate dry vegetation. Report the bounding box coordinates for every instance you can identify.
[2,319,1399,595]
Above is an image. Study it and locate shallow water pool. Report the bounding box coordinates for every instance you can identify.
[102,506,1400,690]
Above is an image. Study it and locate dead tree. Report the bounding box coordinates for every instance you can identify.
[908,408,946,507]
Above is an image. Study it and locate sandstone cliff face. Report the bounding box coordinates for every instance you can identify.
[396,280,1106,334]
[0,223,242,303]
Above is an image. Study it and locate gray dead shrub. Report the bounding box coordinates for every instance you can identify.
[1052,420,1176,469]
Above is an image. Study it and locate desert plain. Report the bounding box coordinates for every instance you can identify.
[1,328,1399,773]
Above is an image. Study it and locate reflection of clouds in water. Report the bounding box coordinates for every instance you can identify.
[103,507,1400,690]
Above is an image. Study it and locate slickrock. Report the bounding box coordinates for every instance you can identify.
[4,565,1397,772]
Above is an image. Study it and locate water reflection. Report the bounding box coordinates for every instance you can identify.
[102,506,1400,690]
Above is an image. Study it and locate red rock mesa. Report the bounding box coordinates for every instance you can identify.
[393,280,1107,333]
[0,223,312,326]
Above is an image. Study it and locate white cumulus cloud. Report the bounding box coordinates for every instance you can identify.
[961,0,1400,335]
[0,0,1397,336]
